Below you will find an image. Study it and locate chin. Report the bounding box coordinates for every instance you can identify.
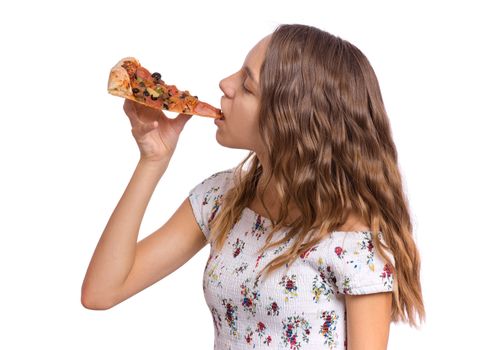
[215,136,245,150]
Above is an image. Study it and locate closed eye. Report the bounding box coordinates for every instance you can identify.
[242,81,251,94]
[240,67,252,94]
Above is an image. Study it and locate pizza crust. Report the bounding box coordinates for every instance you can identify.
[107,57,140,99]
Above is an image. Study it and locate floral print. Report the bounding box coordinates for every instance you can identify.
[266,299,280,316]
[211,306,223,336]
[279,274,299,302]
[240,277,260,317]
[281,313,312,349]
[250,214,268,240]
[319,310,340,348]
[381,264,394,289]
[232,238,245,258]
[222,298,239,337]
[189,168,395,349]
[312,260,337,303]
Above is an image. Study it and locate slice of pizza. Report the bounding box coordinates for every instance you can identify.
[108,57,224,119]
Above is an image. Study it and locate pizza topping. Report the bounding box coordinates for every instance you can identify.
[146,87,160,98]
[121,61,212,115]
[135,66,152,80]
[121,60,138,77]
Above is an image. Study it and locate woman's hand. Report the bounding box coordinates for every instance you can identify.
[123,99,192,163]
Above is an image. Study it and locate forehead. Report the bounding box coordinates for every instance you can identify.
[243,35,271,76]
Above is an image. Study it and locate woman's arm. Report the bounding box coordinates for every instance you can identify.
[81,159,168,309]
[345,292,393,350]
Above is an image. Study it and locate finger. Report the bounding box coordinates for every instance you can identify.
[128,99,141,117]
[123,99,143,127]
[177,113,193,122]
[123,98,137,114]
[171,113,193,132]
[174,112,192,119]
[126,112,142,129]
[133,100,166,122]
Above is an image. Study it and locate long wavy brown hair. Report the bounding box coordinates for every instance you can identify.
[208,23,425,328]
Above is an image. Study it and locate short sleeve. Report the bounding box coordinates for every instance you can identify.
[188,168,235,242]
[329,231,395,295]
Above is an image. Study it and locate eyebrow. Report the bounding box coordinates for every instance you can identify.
[243,66,258,87]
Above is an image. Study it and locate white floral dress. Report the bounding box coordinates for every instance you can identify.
[189,168,395,350]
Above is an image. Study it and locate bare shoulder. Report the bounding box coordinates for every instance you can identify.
[336,211,370,232]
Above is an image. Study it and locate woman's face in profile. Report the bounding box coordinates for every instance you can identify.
[218,34,271,153]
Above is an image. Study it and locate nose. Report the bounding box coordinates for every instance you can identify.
[219,77,234,98]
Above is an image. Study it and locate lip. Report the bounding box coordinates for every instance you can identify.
[216,102,226,125]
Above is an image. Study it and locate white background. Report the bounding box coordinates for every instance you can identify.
[1,0,488,349]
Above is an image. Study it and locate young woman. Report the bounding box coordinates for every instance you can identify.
[82,24,425,349]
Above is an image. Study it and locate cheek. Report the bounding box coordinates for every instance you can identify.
[237,106,259,133]
[239,99,259,124]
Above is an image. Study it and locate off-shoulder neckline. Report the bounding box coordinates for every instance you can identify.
[243,206,373,234]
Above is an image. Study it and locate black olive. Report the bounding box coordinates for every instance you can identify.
[132,88,140,94]
[151,72,161,80]
[143,90,149,96]
[193,95,198,99]
[150,95,158,100]
[163,102,169,109]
